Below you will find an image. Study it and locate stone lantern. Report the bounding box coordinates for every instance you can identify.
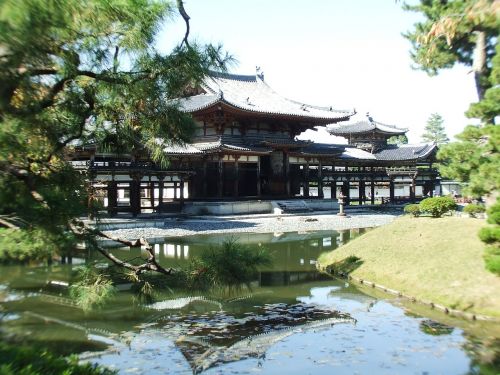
[337,192,346,217]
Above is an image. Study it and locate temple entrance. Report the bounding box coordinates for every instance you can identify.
[259,155,272,196]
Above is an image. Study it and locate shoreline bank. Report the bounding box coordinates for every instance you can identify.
[317,216,500,320]
[100,212,397,240]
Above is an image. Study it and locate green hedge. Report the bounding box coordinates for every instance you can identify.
[487,201,500,225]
[404,204,421,217]
[419,197,457,218]
[0,342,114,375]
[479,226,500,244]
[484,246,500,276]
[463,203,486,218]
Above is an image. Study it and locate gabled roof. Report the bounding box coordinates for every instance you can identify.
[374,143,437,161]
[340,146,377,160]
[176,71,354,123]
[293,143,345,157]
[327,115,407,136]
[163,136,272,156]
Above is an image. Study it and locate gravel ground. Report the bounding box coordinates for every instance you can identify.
[103,213,398,240]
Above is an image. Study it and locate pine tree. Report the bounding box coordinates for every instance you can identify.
[403,0,497,101]
[422,113,449,144]
[0,0,231,270]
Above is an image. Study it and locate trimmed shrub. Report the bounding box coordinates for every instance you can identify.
[419,196,457,218]
[484,246,500,276]
[486,201,500,225]
[404,204,421,217]
[478,226,500,244]
[463,203,486,218]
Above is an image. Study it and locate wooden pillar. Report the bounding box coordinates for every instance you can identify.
[331,163,336,199]
[149,177,154,209]
[202,159,208,197]
[370,176,375,205]
[318,159,324,198]
[410,177,416,203]
[218,156,223,198]
[107,180,117,216]
[174,182,178,199]
[389,178,395,204]
[284,151,291,197]
[304,160,310,198]
[344,179,350,206]
[332,175,337,199]
[130,175,141,217]
[157,176,164,213]
[234,156,239,197]
[358,180,364,205]
[180,177,185,208]
[257,156,262,197]
[430,180,435,197]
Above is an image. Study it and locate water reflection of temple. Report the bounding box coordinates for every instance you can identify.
[104,229,370,287]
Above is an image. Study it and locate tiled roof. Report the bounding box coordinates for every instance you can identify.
[296,143,346,156]
[176,92,221,112]
[328,117,407,136]
[374,143,437,161]
[260,139,312,148]
[177,71,354,121]
[339,147,377,160]
[163,143,204,155]
[164,137,272,155]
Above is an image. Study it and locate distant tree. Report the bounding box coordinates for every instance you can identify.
[422,113,449,144]
[387,135,408,145]
[438,124,499,198]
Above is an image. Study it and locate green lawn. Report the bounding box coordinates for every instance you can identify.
[318,216,500,318]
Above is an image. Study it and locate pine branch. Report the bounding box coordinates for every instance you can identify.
[177,0,191,48]
[70,219,175,276]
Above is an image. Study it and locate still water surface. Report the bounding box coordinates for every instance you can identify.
[0,229,498,374]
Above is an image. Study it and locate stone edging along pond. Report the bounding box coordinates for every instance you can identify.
[316,265,499,323]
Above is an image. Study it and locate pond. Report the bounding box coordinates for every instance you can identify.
[0,229,499,374]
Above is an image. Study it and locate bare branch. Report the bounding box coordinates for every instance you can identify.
[70,219,174,276]
[0,162,50,208]
[0,215,21,230]
[177,0,191,48]
[38,76,72,110]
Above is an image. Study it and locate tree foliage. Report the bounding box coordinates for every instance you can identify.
[404,1,499,198]
[387,134,408,145]
[188,238,272,294]
[403,0,498,100]
[0,1,230,263]
[422,113,449,144]
[419,196,456,218]
[0,341,115,375]
[438,124,499,197]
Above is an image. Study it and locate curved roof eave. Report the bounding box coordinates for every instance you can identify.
[189,99,353,123]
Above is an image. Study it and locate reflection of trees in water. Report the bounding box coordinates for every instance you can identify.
[419,319,454,336]
[465,337,500,374]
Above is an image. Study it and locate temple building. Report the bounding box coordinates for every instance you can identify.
[71,71,439,216]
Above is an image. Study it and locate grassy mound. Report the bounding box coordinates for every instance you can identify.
[318,216,500,318]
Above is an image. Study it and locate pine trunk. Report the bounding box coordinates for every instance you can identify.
[472,31,487,101]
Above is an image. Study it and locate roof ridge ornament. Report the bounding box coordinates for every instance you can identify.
[255,65,264,81]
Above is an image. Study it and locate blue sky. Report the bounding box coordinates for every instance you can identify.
[158,0,478,143]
